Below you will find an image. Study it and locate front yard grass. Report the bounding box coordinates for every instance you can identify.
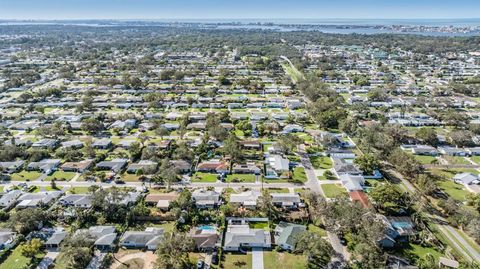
[437,180,470,201]
[321,184,347,198]
[45,171,76,181]
[310,156,333,169]
[396,243,442,265]
[121,173,142,182]
[413,155,437,165]
[223,253,252,269]
[307,223,327,237]
[263,251,307,269]
[191,172,218,183]
[225,174,256,183]
[67,186,91,194]
[0,245,45,269]
[11,170,42,181]
[292,167,307,183]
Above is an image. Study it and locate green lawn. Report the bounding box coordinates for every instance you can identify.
[67,187,91,194]
[471,156,480,164]
[444,156,471,165]
[225,174,256,183]
[249,221,269,230]
[223,253,252,269]
[429,168,479,180]
[413,155,437,165]
[321,184,348,198]
[307,224,327,237]
[292,167,308,183]
[45,171,76,181]
[0,245,45,269]
[191,172,218,183]
[267,188,290,193]
[121,173,141,182]
[11,171,42,181]
[437,180,470,201]
[263,251,307,269]
[397,243,442,265]
[310,156,333,169]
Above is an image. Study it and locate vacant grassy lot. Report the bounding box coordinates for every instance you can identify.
[226,174,256,183]
[11,170,41,181]
[191,172,218,183]
[321,184,347,198]
[310,156,333,169]
[263,251,307,269]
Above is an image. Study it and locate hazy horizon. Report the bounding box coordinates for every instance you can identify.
[1,0,480,20]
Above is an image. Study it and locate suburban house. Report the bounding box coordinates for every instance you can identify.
[59,194,93,208]
[44,228,68,249]
[340,174,366,192]
[192,189,221,209]
[196,160,229,174]
[0,190,23,209]
[0,229,16,250]
[96,158,128,173]
[0,161,25,174]
[333,158,362,176]
[224,221,271,251]
[438,147,468,156]
[170,160,192,173]
[144,193,179,211]
[274,222,306,251]
[32,139,58,149]
[189,226,220,251]
[120,227,164,250]
[349,190,371,208]
[378,216,416,248]
[126,160,158,174]
[229,190,261,209]
[75,226,117,251]
[61,159,94,173]
[92,139,112,149]
[265,155,290,179]
[27,159,61,174]
[453,173,479,185]
[60,140,84,149]
[271,193,302,209]
[232,163,261,174]
[16,191,63,208]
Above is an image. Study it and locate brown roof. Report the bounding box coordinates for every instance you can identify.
[349,191,371,209]
[61,159,94,170]
[145,193,178,203]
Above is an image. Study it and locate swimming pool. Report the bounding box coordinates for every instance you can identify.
[198,225,216,231]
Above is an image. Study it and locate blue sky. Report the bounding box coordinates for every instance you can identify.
[0,0,479,20]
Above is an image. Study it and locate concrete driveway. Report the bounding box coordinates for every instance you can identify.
[251,248,264,269]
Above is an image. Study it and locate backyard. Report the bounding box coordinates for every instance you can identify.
[0,245,44,269]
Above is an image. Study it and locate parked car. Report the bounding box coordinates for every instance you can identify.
[211,251,219,265]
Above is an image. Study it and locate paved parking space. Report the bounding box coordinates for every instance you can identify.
[252,248,264,269]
